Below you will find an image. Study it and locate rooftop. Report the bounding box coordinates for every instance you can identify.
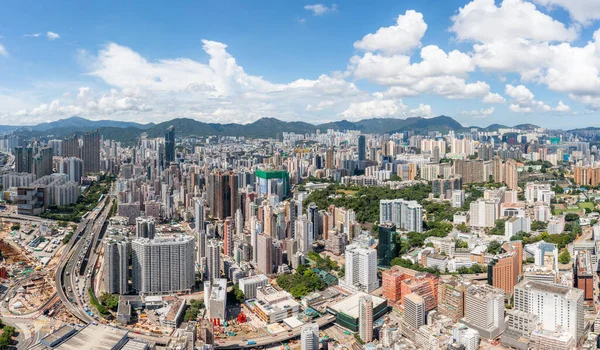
[329,292,386,319]
[54,324,128,350]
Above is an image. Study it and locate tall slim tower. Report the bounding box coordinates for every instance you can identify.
[206,239,221,283]
[257,234,273,275]
[223,217,234,257]
[359,295,374,342]
[164,125,175,168]
[358,135,366,162]
[82,130,100,174]
[301,323,319,350]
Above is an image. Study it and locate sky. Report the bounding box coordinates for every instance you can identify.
[1,0,600,129]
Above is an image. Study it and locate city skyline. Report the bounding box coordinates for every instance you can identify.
[1,0,600,128]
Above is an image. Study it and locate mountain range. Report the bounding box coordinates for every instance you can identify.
[3,115,541,143]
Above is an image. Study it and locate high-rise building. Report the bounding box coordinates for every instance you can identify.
[438,278,467,323]
[512,280,584,341]
[403,293,425,330]
[357,135,366,162]
[257,234,273,275]
[131,236,195,294]
[62,134,80,158]
[488,242,522,294]
[379,199,423,233]
[57,157,84,184]
[32,147,53,179]
[301,323,319,350]
[204,278,227,321]
[462,284,505,339]
[104,237,130,295]
[82,130,100,174]
[574,250,594,301]
[223,217,234,257]
[452,324,480,350]
[378,223,397,267]
[326,148,334,169]
[164,125,175,168]
[344,243,378,293]
[206,239,221,282]
[207,171,239,220]
[359,295,373,343]
[469,199,497,228]
[135,216,156,239]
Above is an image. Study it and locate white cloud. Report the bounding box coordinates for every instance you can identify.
[459,107,495,119]
[354,10,427,55]
[47,31,60,40]
[1,40,432,124]
[533,0,600,25]
[505,84,569,113]
[24,33,41,37]
[483,92,506,104]
[304,4,337,16]
[338,98,432,120]
[450,0,578,43]
[505,84,535,104]
[0,44,7,57]
[377,76,491,100]
[350,45,474,85]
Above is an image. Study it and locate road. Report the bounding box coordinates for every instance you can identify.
[215,315,336,349]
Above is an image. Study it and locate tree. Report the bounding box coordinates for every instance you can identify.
[565,213,580,222]
[10,223,20,231]
[455,240,468,249]
[531,221,547,231]
[99,293,119,311]
[487,241,502,254]
[559,249,571,264]
[456,222,469,233]
[229,284,246,304]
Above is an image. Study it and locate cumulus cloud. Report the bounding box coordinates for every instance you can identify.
[2,39,432,124]
[0,44,7,57]
[304,4,337,16]
[450,0,578,43]
[47,31,60,40]
[483,92,506,104]
[505,84,569,113]
[354,10,427,55]
[338,98,432,120]
[533,0,600,25]
[459,107,495,119]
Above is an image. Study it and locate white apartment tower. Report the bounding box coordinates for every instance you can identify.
[379,199,423,233]
[103,238,130,295]
[301,323,319,350]
[131,236,195,295]
[513,280,584,341]
[344,243,378,293]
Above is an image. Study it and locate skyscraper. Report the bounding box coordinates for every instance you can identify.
[82,130,100,174]
[377,223,397,267]
[32,147,53,179]
[512,280,584,342]
[379,199,423,233]
[300,323,319,350]
[135,216,156,239]
[57,157,84,184]
[206,239,221,282]
[207,171,239,220]
[357,135,366,162]
[223,217,234,257]
[359,295,373,343]
[462,284,506,339]
[344,243,378,293]
[257,234,273,275]
[104,238,130,295]
[402,293,425,341]
[62,134,80,158]
[164,125,175,167]
[131,236,195,294]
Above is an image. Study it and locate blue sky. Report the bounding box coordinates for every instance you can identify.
[1,0,600,128]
